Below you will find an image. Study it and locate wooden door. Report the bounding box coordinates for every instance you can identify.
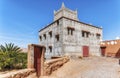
[34,46,42,77]
[100,47,106,56]
[83,46,89,57]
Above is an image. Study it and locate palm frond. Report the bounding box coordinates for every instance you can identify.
[0,43,22,53]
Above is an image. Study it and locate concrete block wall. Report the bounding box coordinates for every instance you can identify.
[62,18,102,56]
[39,19,63,59]
[39,3,102,58]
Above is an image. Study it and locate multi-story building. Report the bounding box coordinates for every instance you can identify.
[39,3,102,58]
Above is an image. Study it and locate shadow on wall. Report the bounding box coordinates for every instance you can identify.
[115,48,120,58]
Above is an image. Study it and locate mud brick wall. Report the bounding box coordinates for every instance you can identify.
[44,57,69,75]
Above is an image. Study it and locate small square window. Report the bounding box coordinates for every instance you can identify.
[67,28,70,35]
[86,32,89,38]
[57,20,59,25]
[71,30,74,35]
[55,34,59,41]
[82,31,85,37]
[39,36,42,41]
[43,34,46,39]
[49,46,52,53]
[49,31,52,38]
[67,27,75,35]
[96,33,101,39]
[82,30,90,38]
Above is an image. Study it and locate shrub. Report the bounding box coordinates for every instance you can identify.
[0,43,27,71]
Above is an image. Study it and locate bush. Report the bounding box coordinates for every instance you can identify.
[0,43,27,71]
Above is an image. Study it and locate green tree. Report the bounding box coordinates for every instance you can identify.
[0,43,27,71]
[17,53,27,69]
[0,43,21,53]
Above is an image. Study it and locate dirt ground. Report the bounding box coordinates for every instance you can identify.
[28,57,120,78]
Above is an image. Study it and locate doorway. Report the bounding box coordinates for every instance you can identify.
[83,46,89,57]
[28,44,45,77]
[100,46,106,56]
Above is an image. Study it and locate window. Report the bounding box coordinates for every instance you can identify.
[82,30,90,38]
[57,20,59,25]
[39,36,42,41]
[49,31,52,38]
[49,46,52,53]
[67,27,75,35]
[68,28,70,35]
[96,33,101,39]
[71,30,74,35]
[86,32,89,38]
[43,34,46,39]
[82,31,85,37]
[55,34,59,41]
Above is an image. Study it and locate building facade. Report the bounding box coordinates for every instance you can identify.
[39,3,102,58]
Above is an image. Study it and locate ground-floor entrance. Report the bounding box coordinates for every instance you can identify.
[100,46,106,56]
[83,46,89,57]
[28,44,45,77]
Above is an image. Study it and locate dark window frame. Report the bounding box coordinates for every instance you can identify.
[96,33,101,39]
[43,34,46,40]
[55,34,59,41]
[57,20,59,25]
[82,31,85,37]
[82,30,90,38]
[67,27,75,35]
[86,32,90,38]
[67,28,70,35]
[39,36,42,41]
[49,31,52,38]
[49,46,52,53]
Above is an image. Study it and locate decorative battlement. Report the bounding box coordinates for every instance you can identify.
[54,2,79,21]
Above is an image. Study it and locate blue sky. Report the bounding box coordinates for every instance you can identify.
[0,0,120,48]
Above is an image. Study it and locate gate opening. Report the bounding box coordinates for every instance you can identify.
[28,44,45,77]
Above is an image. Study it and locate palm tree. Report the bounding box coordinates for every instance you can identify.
[0,43,22,53]
[0,43,22,70]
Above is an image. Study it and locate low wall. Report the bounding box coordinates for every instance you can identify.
[44,57,69,75]
[0,69,35,78]
[0,57,69,77]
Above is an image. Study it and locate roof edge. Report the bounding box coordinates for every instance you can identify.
[39,16,102,32]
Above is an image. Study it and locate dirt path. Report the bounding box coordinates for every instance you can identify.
[28,57,120,78]
[48,57,120,78]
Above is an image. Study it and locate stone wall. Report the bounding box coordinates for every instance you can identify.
[44,57,69,75]
[39,3,102,58]
[0,69,35,78]
[62,17,102,56]
[39,18,63,59]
